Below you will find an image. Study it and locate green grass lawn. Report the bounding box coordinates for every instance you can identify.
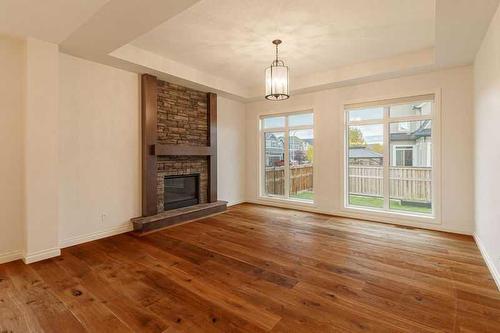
[290,191,314,201]
[286,192,431,214]
[349,195,432,214]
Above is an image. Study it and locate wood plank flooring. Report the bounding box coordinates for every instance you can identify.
[1,203,499,332]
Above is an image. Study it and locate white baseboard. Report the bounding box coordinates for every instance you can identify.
[473,233,500,291]
[60,223,133,249]
[227,199,246,207]
[0,250,23,264]
[2,223,141,265]
[23,247,61,264]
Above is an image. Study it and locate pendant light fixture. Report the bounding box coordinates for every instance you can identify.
[265,39,289,101]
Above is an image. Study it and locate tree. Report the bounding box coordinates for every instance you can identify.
[349,127,366,146]
[369,143,383,154]
[306,145,314,162]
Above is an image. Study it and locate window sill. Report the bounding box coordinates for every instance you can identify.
[258,195,316,207]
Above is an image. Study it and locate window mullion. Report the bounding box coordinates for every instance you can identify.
[262,131,268,197]
[284,118,290,198]
[383,107,390,211]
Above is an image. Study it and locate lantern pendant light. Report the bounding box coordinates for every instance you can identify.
[265,39,289,101]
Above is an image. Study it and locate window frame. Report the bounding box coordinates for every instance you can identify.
[343,94,440,221]
[260,110,314,203]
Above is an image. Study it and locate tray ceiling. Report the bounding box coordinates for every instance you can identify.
[131,0,435,88]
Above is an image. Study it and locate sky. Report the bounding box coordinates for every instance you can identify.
[351,124,383,144]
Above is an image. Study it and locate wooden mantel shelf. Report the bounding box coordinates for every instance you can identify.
[151,144,215,156]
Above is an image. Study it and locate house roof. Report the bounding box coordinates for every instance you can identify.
[391,120,431,141]
[349,147,383,159]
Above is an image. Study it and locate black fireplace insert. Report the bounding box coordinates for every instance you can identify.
[164,174,200,210]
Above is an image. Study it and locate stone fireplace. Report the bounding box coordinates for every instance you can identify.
[157,156,208,211]
[132,74,226,233]
[155,81,209,211]
[163,173,200,211]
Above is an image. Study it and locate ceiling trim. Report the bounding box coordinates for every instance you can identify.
[110,44,251,99]
[60,0,201,60]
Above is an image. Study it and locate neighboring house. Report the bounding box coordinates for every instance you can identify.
[289,135,311,165]
[265,133,284,166]
[390,119,432,167]
[265,134,313,166]
[349,147,383,166]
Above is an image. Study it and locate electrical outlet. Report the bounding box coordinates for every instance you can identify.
[101,213,107,223]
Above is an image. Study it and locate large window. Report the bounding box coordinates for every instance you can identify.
[345,96,434,216]
[261,112,314,201]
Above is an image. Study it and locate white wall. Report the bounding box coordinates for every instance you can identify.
[0,35,25,263]
[217,96,246,205]
[58,54,247,246]
[474,5,500,288]
[246,66,474,235]
[24,38,60,263]
[58,53,141,247]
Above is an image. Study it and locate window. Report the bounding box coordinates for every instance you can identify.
[345,96,434,216]
[392,145,414,166]
[261,112,314,201]
[263,116,285,129]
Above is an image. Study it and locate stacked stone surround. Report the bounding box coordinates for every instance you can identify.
[156,80,209,211]
[157,80,208,145]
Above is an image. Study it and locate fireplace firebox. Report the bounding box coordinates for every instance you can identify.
[164,174,200,211]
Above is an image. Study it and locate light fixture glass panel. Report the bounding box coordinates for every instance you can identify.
[265,65,289,100]
[265,67,272,97]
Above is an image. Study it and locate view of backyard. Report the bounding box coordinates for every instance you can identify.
[263,107,433,216]
[290,190,314,201]
[349,195,432,214]
[346,102,433,215]
[266,164,432,214]
[264,113,315,201]
[348,165,432,214]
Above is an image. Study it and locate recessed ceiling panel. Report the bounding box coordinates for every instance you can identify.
[132,0,435,88]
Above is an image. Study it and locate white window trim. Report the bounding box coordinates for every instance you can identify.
[260,110,314,203]
[341,92,442,224]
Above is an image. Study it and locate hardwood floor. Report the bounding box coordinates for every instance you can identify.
[1,203,499,332]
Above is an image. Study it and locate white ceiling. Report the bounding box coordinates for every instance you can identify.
[0,0,110,43]
[131,0,435,88]
[1,0,498,100]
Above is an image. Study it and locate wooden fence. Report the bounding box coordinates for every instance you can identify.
[265,164,431,202]
[265,164,313,195]
[348,165,432,202]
